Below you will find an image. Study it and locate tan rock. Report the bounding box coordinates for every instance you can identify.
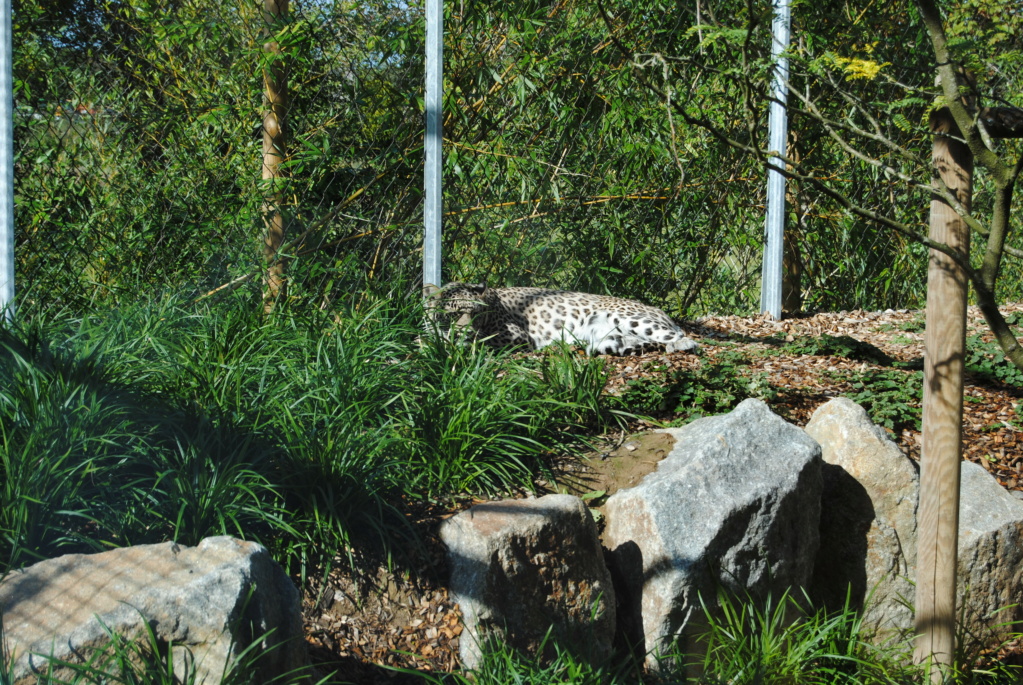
[805,397,919,638]
[807,398,1023,645]
[0,537,304,684]
[439,494,614,670]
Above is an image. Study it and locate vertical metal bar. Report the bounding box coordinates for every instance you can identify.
[423,0,443,290]
[0,0,13,322]
[760,0,790,319]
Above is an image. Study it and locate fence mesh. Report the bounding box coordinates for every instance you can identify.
[11,0,1023,317]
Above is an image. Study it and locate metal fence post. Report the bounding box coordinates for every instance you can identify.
[423,0,443,290]
[0,0,13,322]
[760,0,789,319]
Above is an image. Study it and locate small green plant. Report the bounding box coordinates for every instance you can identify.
[891,333,918,346]
[841,369,923,434]
[611,354,776,424]
[528,342,630,430]
[899,315,927,333]
[965,334,1023,389]
[18,614,322,685]
[1004,312,1023,328]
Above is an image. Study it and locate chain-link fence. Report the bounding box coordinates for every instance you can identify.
[11,0,1023,317]
[15,0,433,312]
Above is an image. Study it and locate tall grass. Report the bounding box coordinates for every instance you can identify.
[397,338,615,498]
[663,589,1023,685]
[0,292,614,575]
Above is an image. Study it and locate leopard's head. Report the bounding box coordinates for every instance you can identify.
[424,282,488,332]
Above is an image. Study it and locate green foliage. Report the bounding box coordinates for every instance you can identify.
[0,611,322,684]
[525,343,631,430]
[899,315,927,333]
[18,0,1004,316]
[398,338,549,498]
[399,339,619,500]
[965,334,1023,389]
[0,309,291,571]
[781,335,894,366]
[610,350,777,424]
[842,369,923,434]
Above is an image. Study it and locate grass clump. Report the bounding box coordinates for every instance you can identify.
[399,630,627,685]
[402,338,616,499]
[666,590,1021,684]
[0,613,322,685]
[0,292,619,575]
[674,590,918,684]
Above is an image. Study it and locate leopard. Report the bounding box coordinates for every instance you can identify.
[425,282,700,356]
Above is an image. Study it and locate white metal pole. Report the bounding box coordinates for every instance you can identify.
[423,0,442,290]
[0,0,13,322]
[760,0,790,319]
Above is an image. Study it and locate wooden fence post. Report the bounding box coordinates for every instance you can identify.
[261,0,289,311]
[914,106,973,681]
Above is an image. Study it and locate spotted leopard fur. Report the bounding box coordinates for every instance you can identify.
[426,283,699,356]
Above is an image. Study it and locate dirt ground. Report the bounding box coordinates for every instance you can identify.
[302,305,1023,682]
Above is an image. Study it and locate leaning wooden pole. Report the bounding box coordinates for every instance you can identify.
[914,107,973,682]
[261,0,289,312]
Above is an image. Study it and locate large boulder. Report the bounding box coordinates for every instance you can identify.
[0,536,305,684]
[602,399,822,669]
[439,494,615,670]
[806,398,1023,644]
[957,460,1023,643]
[805,397,919,637]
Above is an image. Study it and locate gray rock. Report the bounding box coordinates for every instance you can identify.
[805,398,1023,645]
[439,494,615,670]
[0,537,305,684]
[805,397,919,638]
[957,461,1023,643]
[603,399,822,668]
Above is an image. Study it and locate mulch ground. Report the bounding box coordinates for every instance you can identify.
[302,305,1023,682]
[683,304,1023,490]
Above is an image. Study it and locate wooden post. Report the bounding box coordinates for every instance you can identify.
[914,107,973,681]
[261,0,289,311]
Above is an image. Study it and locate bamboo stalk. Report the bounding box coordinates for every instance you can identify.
[261,0,289,312]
